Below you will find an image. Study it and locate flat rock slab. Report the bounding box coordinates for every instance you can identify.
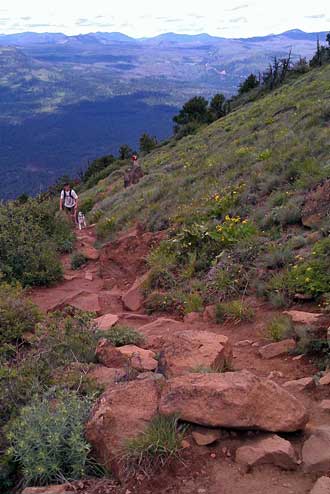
[94,313,119,331]
[80,245,100,260]
[85,379,159,476]
[284,310,321,325]
[303,426,330,473]
[283,377,315,393]
[157,330,232,377]
[259,339,296,359]
[235,434,297,470]
[319,372,330,386]
[159,370,308,432]
[68,292,101,314]
[310,477,330,494]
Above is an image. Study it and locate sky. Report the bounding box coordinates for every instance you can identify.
[0,0,329,38]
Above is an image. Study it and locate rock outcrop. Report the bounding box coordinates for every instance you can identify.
[302,426,330,473]
[259,339,296,359]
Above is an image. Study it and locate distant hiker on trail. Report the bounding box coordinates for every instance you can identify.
[60,183,78,224]
[124,154,144,188]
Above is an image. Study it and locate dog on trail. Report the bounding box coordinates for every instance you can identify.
[77,211,87,230]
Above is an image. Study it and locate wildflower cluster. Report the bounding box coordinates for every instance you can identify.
[208,215,256,246]
[209,183,246,218]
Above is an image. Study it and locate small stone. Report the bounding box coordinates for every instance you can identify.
[319,373,330,386]
[235,340,253,347]
[268,371,284,380]
[252,342,260,347]
[292,354,304,361]
[283,310,321,325]
[236,434,297,470]
[85,271,93,281]
[284,377,315,393]
[192,429,220,446]
[259,339,296,359]
[210,453,217,459]
[181,439,190,449]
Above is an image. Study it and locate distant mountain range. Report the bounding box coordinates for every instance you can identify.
[0,29,328,198]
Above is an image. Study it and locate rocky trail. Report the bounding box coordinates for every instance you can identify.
[27,225,330,494]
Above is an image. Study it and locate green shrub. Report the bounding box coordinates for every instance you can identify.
[123,415,186,475]
[268,291,289,308]
[184,293,204,314]
[215,300,254,324]
[96,216,116,239]
[0,283,41,348]
[0,200,63,286]
[98,326,144,347]
[144,291,185,316]
[71,252,87,270]
[266,315,293,342]
[79,197,95,214]
[263,244,294,269]
[191,359,233,373]
[6,392,94,486]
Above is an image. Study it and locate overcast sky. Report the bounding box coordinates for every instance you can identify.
[0,0,329,38]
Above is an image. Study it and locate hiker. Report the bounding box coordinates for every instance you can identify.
[123,154,144,187]
[60,183,78,224]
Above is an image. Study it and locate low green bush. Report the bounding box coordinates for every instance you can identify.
[144,291,185,316]
[215,300,255,324]
[123,415,186,475]
[184,293,204,314]
[71,252,88,270]
[0,283,41,348]
[98,326,144,347]
[266,314,293,342]
[6,391,94,486]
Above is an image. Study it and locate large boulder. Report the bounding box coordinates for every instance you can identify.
[259,339,296,359]
[310,477,330,494]
[159,370,308,432]
[85,379,159,475]
[122,272,149,311]
[302,426,330,473]
[155,330,232,377]
[235,434,297,470]
[80,245,100,260]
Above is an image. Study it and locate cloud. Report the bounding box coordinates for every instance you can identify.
[305,14,326,19]
[164,18,185,23]
[26,23,55,28]
[227,3,249,12]
[229,16,247,23]
[20,16,31,20]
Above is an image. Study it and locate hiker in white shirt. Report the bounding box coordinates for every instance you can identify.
[60,183,78,224]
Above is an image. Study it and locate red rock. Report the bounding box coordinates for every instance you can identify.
[85,271,94,281]
[319,400,330,412]
[302,426,330,472]
[310,477,330,494]
[203,305,217,323]
[235,434,297,470]
[68,291,101,313]
[319,372,330,386]
[259,339,296,359]
[159,370,308,432]
[85,379,159,476]
[139,318,186,340]
[283,310,321,325]
[88,365,126,387]
[94,313,119,331]
[283,377,315,393]
[22,486,71,494]
[96,340,127,368]
[184,312,203,324]
[117,345,158,371]
[80,245,99,260]
[156,330,232,377]
[192,428,220,446]
[122,272,149,311]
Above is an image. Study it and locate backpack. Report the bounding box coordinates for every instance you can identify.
[62,189,73,198]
